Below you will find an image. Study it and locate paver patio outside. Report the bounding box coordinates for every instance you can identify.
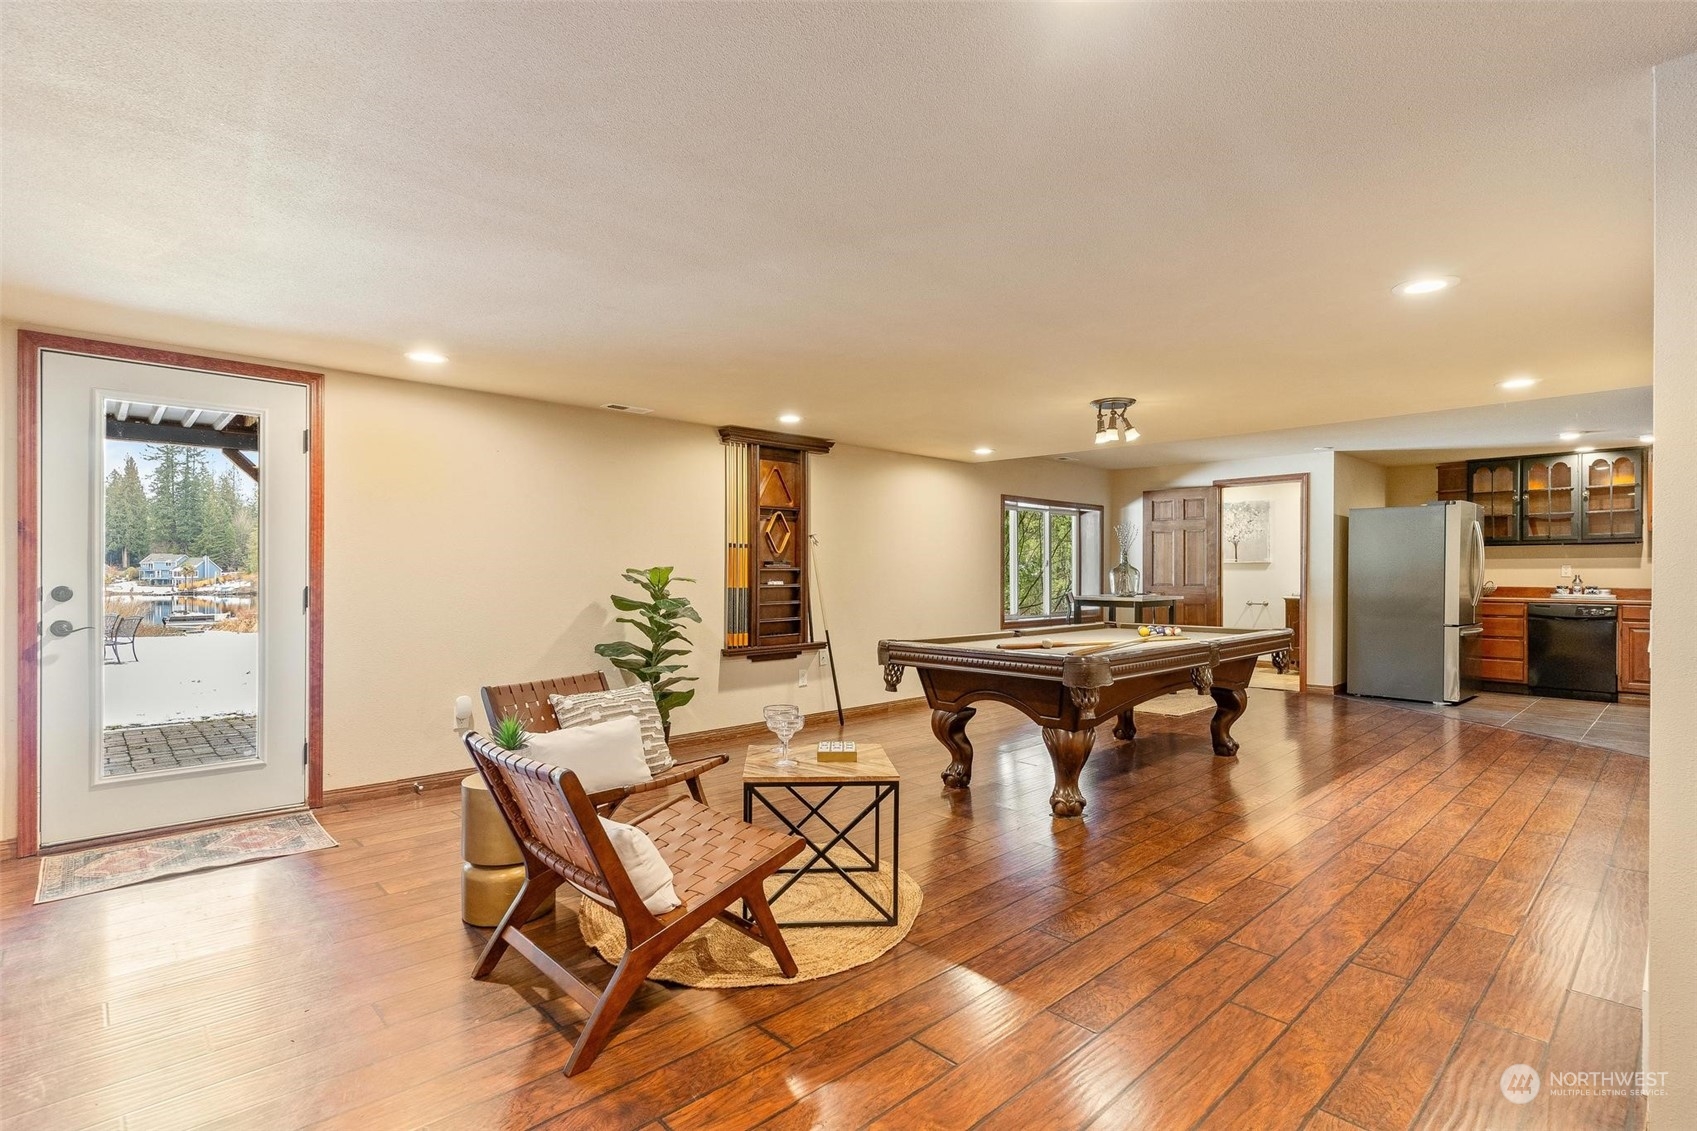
[103,714,257,775]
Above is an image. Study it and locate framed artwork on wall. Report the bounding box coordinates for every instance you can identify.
[1223,499,1272,563]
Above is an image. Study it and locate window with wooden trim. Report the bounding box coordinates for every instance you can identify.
[1001,496,1103,626]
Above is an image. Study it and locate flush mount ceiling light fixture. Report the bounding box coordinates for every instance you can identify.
[1393,276,1459,296]
[1091,397,1139,445]
[405,349,448,364]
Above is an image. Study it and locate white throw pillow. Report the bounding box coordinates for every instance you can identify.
[519,716,652,794]
[550,685,676,774]
[597,817,681,915]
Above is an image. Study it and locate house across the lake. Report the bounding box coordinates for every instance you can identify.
[136,553,223,586]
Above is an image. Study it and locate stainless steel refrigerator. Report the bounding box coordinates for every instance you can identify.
[1347,501,1485,704]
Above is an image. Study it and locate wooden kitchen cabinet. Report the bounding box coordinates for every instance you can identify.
[1465,449,1645,545]
[1470,460,1522,544]
[1472,598,1528,684]
[1520,455,1580,542]
[1436,461,1468,502]
[1578,450,1644,543]
[1619,604,1652,695]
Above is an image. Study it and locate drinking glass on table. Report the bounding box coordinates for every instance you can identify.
[763,705,805,768]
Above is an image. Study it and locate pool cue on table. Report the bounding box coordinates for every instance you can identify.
[998,639,1117,650]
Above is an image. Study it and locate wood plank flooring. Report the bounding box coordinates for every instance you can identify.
[0,692,1648,1130]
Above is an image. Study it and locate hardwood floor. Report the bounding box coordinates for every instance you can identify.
[0,692,1648,1130]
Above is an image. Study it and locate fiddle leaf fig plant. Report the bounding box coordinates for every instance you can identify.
[594,566,702,733]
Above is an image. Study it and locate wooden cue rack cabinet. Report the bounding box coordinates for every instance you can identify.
[719,426,833,661]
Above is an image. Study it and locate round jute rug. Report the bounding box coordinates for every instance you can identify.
[577,865,922,988]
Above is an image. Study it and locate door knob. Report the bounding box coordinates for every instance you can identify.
[48,621,92,638]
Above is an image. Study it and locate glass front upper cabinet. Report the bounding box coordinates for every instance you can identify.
[1520,455,1578,542]
[1470,459,1521,544]
[1580,450,1643,542]
[1465,448,1645,545]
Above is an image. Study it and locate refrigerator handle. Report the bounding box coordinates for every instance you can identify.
[1459,624,1484,636]
[1469,520,1486,610]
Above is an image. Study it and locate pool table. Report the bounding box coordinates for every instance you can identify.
[878,623,1293,818]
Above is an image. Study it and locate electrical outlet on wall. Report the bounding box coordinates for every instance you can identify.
[798,670,809,688]
[1561,564,1573,578]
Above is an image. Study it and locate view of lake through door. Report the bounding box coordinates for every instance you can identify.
[36,349,311,848]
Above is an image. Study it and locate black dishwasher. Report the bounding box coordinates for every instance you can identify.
[1527,604,1618,701]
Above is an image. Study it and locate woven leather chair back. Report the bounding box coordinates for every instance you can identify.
[464,732,618,906]
[481,673,610,735]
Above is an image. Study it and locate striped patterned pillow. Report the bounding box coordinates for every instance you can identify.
[549,684,675,773]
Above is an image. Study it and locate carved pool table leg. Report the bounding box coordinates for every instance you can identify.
[1209,687,1248,757]
[932,707,977,789]
[1040,727,1095,818]
[1113,712,1137,743]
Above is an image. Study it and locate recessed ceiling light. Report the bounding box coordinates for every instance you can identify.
[1640,434,1655,444]
[1394,276,1459,296]
[972,447,994,456]
[777,413,802,425]
[405,349,447,364]
[1575,446,1597,453]
[1558,431,1583,441]
[1499,376,1538,390]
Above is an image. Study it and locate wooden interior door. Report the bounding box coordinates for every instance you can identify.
[1143,487,1221,625]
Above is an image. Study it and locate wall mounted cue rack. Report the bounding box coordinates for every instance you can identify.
[720,426,834,661]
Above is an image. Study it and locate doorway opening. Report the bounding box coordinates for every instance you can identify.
[1215,474,1310,694]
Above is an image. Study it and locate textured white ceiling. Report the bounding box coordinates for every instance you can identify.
[4,3,1695,461]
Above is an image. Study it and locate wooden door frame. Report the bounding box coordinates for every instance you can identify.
[1213,473,1310,693]
[15,330,325,858]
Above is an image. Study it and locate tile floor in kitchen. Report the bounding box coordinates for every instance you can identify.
[1369,690,1649,757]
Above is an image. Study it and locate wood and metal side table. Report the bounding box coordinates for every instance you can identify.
[742,742,900,928]
[1070,593,1184,626]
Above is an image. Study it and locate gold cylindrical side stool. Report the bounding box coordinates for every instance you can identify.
[461,773,554,927]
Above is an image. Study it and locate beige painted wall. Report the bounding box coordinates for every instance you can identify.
[1,321,1109,840]
[1384,465,1437,507]
[1381,461,1653,590]
[1649,50,1696,1125]
[1219,480,1303,631]
[1332,453,1388,683]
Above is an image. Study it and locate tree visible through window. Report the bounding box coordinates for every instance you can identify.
[1002,498,1100,623]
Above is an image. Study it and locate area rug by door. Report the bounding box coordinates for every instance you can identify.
[1134,693,1215,718]
[34,812,337,903]
[577,865,922,988]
